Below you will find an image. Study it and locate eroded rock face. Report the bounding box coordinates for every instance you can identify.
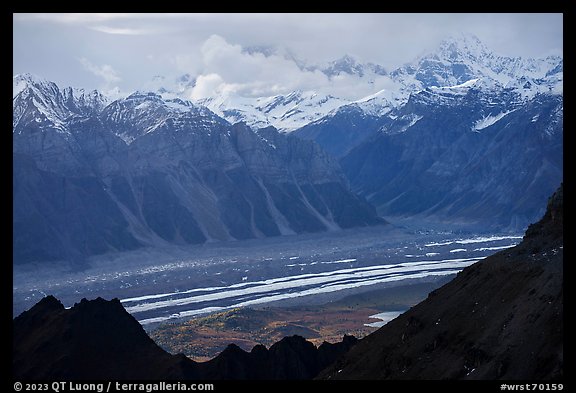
[339,91,563,232]
[318,184,563,380]
[13,75,384,265]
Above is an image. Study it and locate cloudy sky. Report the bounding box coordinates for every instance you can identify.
[13,13,563,99]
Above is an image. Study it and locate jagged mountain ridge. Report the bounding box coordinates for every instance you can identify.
[191,33,562,131]
[318,184,563,380]
[13,73,108,132]
[43,34,559,135]
[13,75,383,265]
[294,33,562,155]
[390,33,562,95]
[195,90,349,133]
[12,295,357,379]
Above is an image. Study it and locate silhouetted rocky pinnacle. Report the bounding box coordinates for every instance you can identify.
[12,296,196,379]
[13,296,356,379]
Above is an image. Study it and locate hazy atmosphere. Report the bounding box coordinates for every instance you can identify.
[13,13,562,98]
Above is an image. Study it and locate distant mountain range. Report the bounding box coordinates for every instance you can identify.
[186,33,562,132]
[13,184,563,380]
[122,33,564,231]
[13,33,562,264]
[13,75,382,265]
[294,34,563,230]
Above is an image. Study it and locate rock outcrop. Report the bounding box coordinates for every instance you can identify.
[13,296,357,380]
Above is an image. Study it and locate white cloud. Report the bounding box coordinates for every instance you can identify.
[14,14,562,96]
[78,57,121,89]
[90,25,152,35]
[14,13,158,25]
[190,73,225,100]
[190,34,387,100]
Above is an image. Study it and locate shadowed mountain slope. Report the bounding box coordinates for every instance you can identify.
[318,184,563,380]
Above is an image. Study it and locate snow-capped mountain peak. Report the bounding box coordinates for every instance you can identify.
[196,89,348,132]
[322,54,388,79]
[323,54,365,77]
[13,73,57,99]
[437,32,491,63]
[13,73,109,124]
[13,73,109,133]
[387,33,563,103]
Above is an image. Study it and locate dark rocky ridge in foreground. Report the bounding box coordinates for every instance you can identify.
[12,296,192,379]
[12,295,357,379]
[318,183,563,380]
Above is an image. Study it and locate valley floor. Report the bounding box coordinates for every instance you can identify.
[13,224,522,350]
[150,280,449,361]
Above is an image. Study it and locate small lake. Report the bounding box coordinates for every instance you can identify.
[364,311,405,328]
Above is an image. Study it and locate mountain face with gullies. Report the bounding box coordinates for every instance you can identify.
[318,184,563,380]
[13,74,383,265]
[293,34,563,231]
[186,34,562,231]
[338,86,562,231]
